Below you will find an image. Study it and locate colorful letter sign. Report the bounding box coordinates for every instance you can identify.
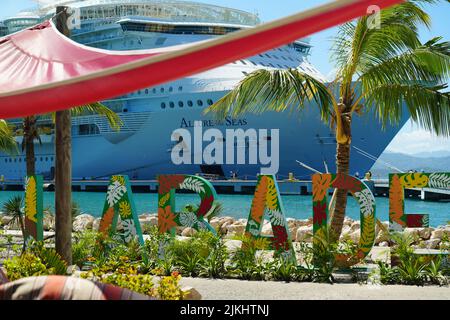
[24,175,43,242]
[312,174,376,267]
[157,175,217,236]
[389,172,450,231]
[98,175,144,245]
[245,175,295,262]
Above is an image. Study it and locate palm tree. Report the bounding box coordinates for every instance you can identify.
[206,0,450,242]
[2,195,25,236]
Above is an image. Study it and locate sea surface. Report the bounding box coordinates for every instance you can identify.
[0,191,448,227]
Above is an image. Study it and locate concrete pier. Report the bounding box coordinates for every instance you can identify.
[0,178,449,200]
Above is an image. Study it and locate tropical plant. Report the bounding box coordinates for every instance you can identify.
[205,0,450,242]
[269,258,298,282]
[424,257,448,286]
[205,201,224,222]
[0,120,17,155]
[199,235,228,278]
[3,252,48,281]
[2,195,25,236]
[157,271,187,300]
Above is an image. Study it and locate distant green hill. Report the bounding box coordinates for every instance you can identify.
[370,152,450,178]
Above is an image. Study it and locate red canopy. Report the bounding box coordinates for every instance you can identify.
[0,0,403,119]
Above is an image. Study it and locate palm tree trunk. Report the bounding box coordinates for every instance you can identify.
[55,6,72,265]
[329,99,353,243]
[23,116,36,175]
[329,142,351,242]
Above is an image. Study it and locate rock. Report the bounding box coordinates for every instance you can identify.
[175,226,184,235]
[422,239,441,249]
[0,215,13,225]
[209,217,221,229]
[93,218,101,231]
[139,216,158,228]
[340,225,352,238]
[404,228,420,242]
[350,221,360,233]
[43,213,55,231]
[417,228,433,240]
[375,230,391,244]
[260,222,273,236]
[182,287,202,300]
[224,239,242,253]
[344,217,354,227]
[220,221,232,234]
[181,227,197,237]
[73,214,94,232]
[289,226,298,242]
[296,225,313,243]
[348,230,360,243]
[66,265,80,275]
[226,224,245,236]
[431,228,449,240]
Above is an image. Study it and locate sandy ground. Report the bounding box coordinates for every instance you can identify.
[180,277,450,300]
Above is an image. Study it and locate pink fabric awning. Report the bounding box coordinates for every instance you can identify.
[0,0,403,119]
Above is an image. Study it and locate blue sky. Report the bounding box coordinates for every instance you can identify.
[2,0,450,155]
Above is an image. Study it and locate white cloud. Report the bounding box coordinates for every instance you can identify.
[386,127,450,155]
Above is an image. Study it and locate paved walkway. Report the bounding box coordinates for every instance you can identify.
[180,277,450,300]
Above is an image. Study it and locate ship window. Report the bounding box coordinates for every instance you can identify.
[40,157,43,161]
[4,159,6,163]
[45,157,48,162]
[78,124,100,136]
[187,100,193,107]
[19,158,21,162]
[178,101,184,107]
[160,88,164,93]
[273,55,278,59]
[265,54,271,58]
[207,99,214,106]
[240,60,247,65]
[277,64,283,68]
[145,89,149,94]
[138,90,141,95]
[250,61,257,66]
[14,158,16,163]
[152,88,156,94]
[169,102,175,108]
[169,87,173,92]
[178,86,183,91]
[258,54,264,57]
[161,102,166,109]
[51,157,54,161]
[197,100,203,106]
[242,71,248,76]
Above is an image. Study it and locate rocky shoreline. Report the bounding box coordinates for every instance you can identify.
[1,213,449,250]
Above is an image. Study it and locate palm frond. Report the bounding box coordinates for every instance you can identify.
[366,83,450,137]
[204,69,333,122]
[0,120,18,154]
[360,38,450,95]
[70,102,123,131]
[332,1,433,82]
[50,102,123,131]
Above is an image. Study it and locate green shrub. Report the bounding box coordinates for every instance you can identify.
[157,272,187,300]
[3,252,48,281]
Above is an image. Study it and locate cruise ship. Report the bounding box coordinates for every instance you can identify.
[0,0,409,181]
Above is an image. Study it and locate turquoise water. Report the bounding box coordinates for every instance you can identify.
[0,191,448,227]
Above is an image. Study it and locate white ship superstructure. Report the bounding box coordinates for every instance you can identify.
[0,0,408,181]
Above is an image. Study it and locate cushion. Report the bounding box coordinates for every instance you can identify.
[0,268,8,285]
[0,275,156,300]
